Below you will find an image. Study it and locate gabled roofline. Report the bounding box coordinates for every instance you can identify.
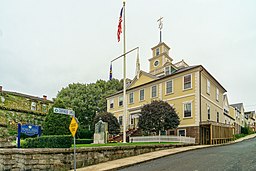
[106,65,227,98]
[173,59,189,68]
[126,70,157,89]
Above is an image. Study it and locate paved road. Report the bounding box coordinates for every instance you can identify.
[119,138,256,171]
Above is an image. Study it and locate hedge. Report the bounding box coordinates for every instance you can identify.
[77,129,93,139]
[76,139,93,144]
[22,135,72,148]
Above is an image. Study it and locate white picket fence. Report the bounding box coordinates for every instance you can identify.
[129,135,195,144]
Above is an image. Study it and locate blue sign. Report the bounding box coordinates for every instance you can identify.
[17,123,41,148]
[21,124,40,136]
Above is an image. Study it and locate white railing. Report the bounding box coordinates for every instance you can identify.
[129,135,195,144]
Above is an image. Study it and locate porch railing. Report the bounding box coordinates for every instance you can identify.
[129,135,195,144]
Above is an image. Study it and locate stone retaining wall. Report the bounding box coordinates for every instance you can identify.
[0,143,193,171]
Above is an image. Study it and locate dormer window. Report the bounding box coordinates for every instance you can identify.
[31,102,36,111]
[156,48,160,56]
[165,66,170,75]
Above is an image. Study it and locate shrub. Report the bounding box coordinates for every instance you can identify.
[22,135,72,148]
[234,134,246,140]
[77,129,93,139]
[241,126,254,135]
[76,139,93,144]
[43,99,71,136]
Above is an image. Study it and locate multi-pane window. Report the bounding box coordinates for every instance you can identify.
[119,96,123,106]
[165,66,170,75]
[178,129,186,136]
[217,112,219,123]
[184,102,192,118]
[207,105,211,120]
[216,88,219,101]
[119,116,123,125]
[151,85,157,98]
[129,92,134,104]
[207,79,211,94]
[184,75,192,90]
[156,48,160,56]
[110,99,114,108]
[169,130,175,135]
[42,104,47,113]
[166,80,173,94]
[31,102,36,111]
[139,89,145,101]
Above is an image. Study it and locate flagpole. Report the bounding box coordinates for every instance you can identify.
[122,0,127,143]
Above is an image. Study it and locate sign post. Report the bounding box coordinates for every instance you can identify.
[69,116,78,171]
[54,107,77,170]
[17,123,41,148]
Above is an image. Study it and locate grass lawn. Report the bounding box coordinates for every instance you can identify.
[73,142,179,148]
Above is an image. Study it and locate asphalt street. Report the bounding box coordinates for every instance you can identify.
[119,138,256,171]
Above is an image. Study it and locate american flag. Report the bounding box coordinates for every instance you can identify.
[117,7,123,42]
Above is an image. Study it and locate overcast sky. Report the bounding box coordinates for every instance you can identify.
[0,0,255,111]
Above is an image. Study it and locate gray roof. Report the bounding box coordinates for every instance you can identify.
[230,103,244,111]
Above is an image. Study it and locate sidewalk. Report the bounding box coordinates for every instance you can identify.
[76,134,256,171]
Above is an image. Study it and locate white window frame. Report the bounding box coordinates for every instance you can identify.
[216,88,219,101]
[165,66,170,75]
[42,104,47,112]
[154,60,159,67]
[166,80,173,95]
[207,79,211,95]
[139,89,145,101]
[129,92,134,104]
[118,96,123,106]
[183,101,192,118]
[177,129,186,136]
[151,85,158,98]
[156,48,160,56]
[207,105,211,120]
[110,99,114,109]
[31,102,36,111]
[183,74,192,90]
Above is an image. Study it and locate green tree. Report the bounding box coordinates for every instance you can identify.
[55,79,122,130]
[94,112,120,135]
[138,100,180,134]
[43,99,71,135]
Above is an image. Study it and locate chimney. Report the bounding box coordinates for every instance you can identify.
[43,95,47,100]
[0,86,2,92]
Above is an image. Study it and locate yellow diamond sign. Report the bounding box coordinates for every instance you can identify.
[69,116,78,137]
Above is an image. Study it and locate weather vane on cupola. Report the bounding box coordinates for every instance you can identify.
[157,16,163,43]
